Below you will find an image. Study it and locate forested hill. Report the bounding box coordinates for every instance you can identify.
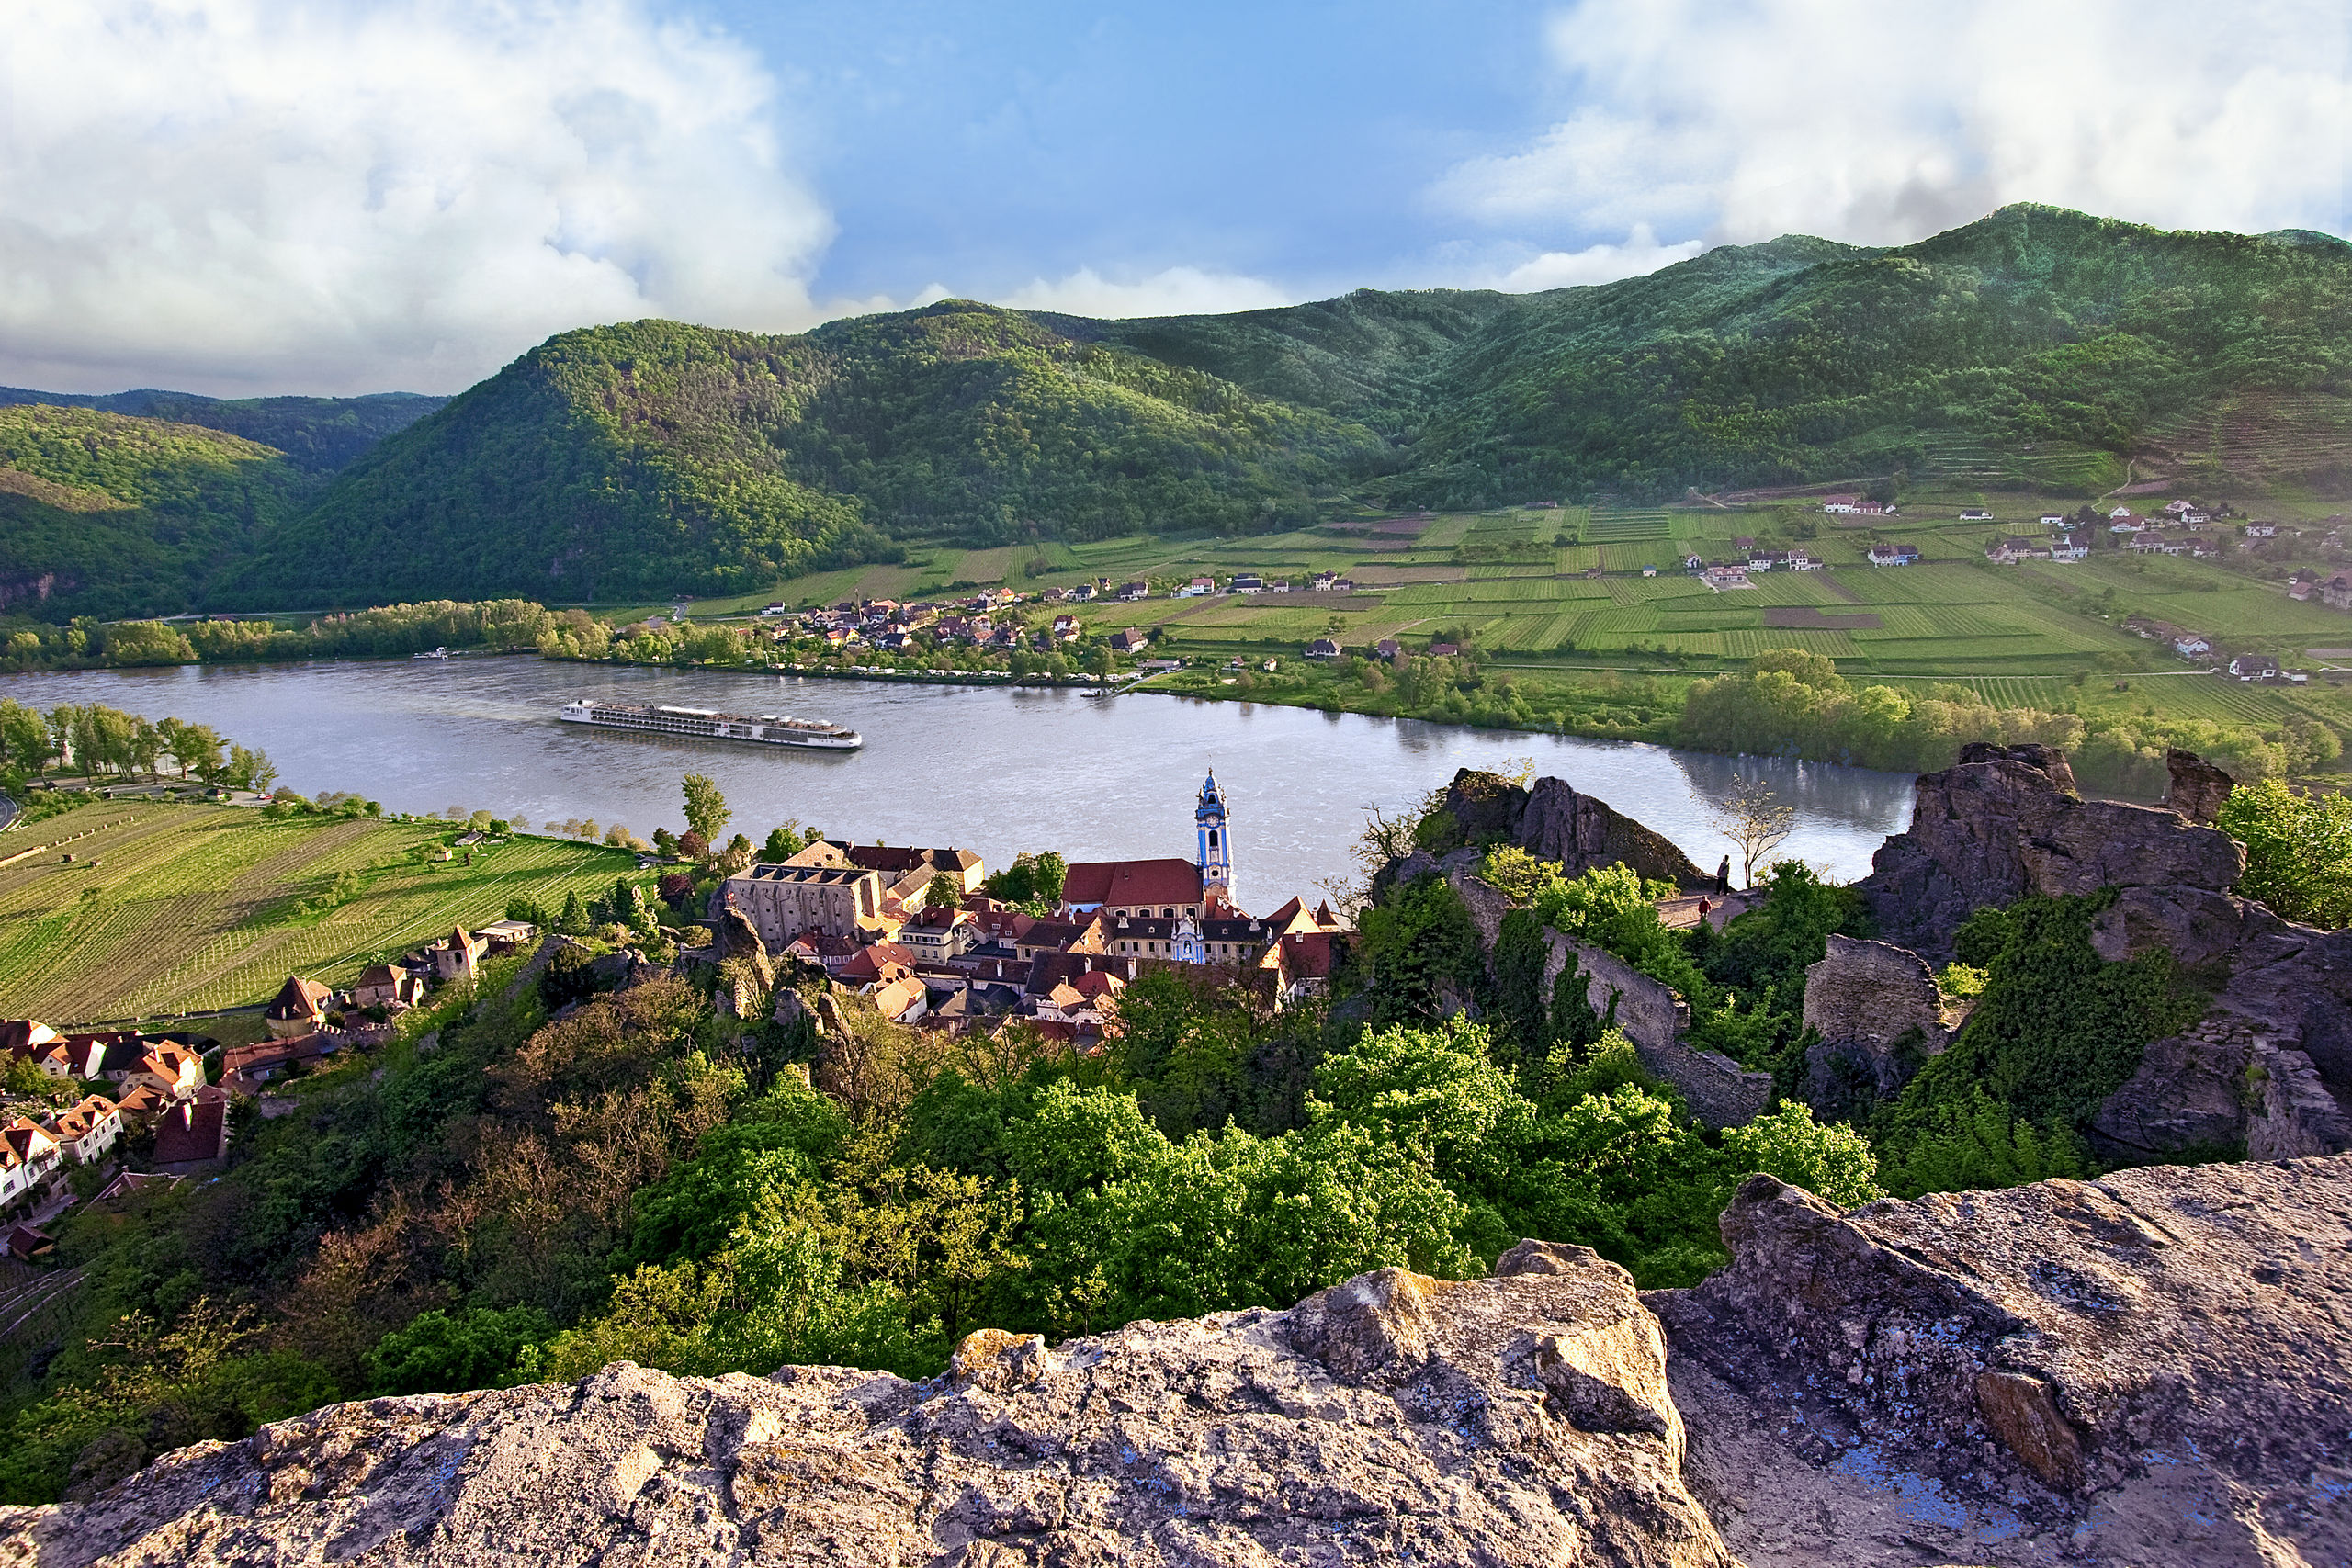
[0,405,308,620]
[13,204,2352,616]
[1089,207,2352,504]
[224,309,1384,607]
[0,388,445,475]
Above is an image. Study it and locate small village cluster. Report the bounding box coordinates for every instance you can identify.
[0,779,1345,1231]
[0,918,543,1237]
[0,1019,213,1249]
[742,570,1365,660]
[706,773,1346,1047]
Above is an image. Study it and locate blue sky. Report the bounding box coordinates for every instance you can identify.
[704,0,1568,310]
[2,0,2345,395]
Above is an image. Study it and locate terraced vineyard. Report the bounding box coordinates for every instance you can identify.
[0,803,637,1024]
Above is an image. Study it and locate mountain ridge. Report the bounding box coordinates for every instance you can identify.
[7,202,2349,615]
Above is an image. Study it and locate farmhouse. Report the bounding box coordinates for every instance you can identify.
[2323,573,2352,612]
[1959,508,1993,522]
[265,975,333,1038]
[1867,544,1920,566]
[2173,631,2213,658]
[2229,655,2281,682]
[1985,536,2043,564]
[1109,628,1150,654]
[2048,536,2089,562]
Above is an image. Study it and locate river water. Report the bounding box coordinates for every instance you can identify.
[3,659,1918,911]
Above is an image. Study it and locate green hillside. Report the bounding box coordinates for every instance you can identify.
[226,309,1385,605]
[1094,207,2352,507]
[0,388,445,475]
[0,405,308,618]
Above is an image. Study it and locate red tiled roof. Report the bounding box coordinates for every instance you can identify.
[153,1097,229,1165]
[1278,931,1340,979]
[266,976,333,1021]
[1059,858,1203,909]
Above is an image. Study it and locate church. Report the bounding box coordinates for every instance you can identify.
[1057,771,1236,926]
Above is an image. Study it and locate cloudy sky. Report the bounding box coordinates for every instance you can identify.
[5,0,2346,396]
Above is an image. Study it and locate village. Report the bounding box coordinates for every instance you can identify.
[0,773,1348,1245]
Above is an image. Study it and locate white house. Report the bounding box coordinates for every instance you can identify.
[2049,536,2089,562]
[2174,632,2212,658]
[1867,544,1920,566]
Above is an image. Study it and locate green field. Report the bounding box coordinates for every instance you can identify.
[0,804,639,1024]
[583,491,2352,759]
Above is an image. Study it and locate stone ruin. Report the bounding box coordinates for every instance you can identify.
[1798,933,1948,1113]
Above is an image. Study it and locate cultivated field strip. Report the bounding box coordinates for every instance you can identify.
[0,804,638,1023]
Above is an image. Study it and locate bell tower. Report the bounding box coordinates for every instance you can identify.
[1195,771,1231,896]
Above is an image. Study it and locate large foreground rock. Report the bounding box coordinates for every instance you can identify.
[0,1243,1732,1568]
[9,1160,2352,1565]
[1656,1154,2352,1566]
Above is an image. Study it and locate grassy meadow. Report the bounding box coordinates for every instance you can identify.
[0,802,639,1025]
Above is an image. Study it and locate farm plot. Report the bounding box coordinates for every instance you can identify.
[0,804,636,1023]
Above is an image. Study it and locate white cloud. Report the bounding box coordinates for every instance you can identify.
[1440,0,2351,248]
[997,265,1293,319]
[0,0,832,396]
[1495,225,1705,291]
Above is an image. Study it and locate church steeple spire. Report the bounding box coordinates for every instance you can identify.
[1195,770,1231,895]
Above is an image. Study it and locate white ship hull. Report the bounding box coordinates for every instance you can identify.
[560,700,862,750]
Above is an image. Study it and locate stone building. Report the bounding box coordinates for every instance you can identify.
[717,863,885,946]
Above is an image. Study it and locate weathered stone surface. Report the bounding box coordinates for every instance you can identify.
[1437,766,1530,844]
[1520,775,1709,888]
[1859,744,2245,958]
[1412,769,1707,888]
[1799,935,1947,1111]
[1653,1156,2352,1567]
[2165,746,2236,825]
[0,1251,1735,1568]
[2085,885,2352,1159]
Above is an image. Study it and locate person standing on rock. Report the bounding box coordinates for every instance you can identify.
[1713,856,1731,896]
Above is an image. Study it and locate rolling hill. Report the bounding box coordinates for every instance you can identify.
[7,204,2350,616]
[0,405,309,618]
[220,309,1385,606]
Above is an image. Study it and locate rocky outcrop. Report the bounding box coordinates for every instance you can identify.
[1420,768,1708,887]
[1520,775,1709,888]
[1858,742,2245,958]
[2165,746,2236,824]
[1654,1155,2352,1567]
[2086,883,2352,1158]
[0,1246,1736,1568]
[16,1160,2352,1567]
[1798,935,1948,1111]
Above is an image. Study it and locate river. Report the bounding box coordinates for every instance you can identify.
[2,660,1919,911]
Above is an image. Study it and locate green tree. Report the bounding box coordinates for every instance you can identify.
[364,1306,551,1396]
[923,874,963,910]
[1030,851,1068,906]
[2216,778,2352,928]
[681,773,730,844]
[1353,873,1486,1025]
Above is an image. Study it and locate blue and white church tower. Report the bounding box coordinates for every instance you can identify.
[1196,770,1232,896]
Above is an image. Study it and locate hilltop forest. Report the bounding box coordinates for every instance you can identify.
[3,204,2349,616]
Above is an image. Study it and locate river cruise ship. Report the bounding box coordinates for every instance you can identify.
[559,699,863,750]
